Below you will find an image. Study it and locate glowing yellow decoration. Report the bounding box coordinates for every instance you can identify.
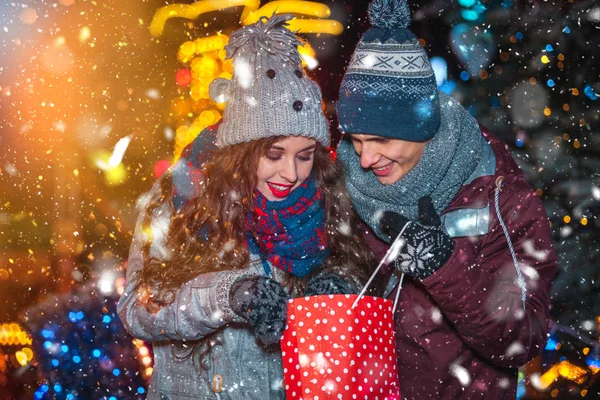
[195,35,229,55]
[191,56,219,79]
[178,41,196,63]
[243,1,330,23]
[174,125,201,161]
[151,0,342,37]
[190,80,210,101]
[0,323,32,346]
[105,164,127,186]
[298,41,318,69]
[150,0,261,37]
[541,55,550,64]
[92,150,128,186]
[22,347,34,361]
[15,351,28,366]
[540,361,589,390]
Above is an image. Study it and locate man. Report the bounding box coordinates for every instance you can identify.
[336,0,557,399]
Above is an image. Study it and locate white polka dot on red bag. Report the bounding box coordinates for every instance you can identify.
[281,294,401,399]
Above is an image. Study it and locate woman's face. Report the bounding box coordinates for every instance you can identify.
[256,136,317,201]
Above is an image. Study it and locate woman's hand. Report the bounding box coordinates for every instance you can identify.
[304,271,358,296]
[229,276,289,345]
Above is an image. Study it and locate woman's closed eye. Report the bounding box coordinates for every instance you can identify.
[297,152,314,162]
[265,152,314,162]
[265,152,283,161]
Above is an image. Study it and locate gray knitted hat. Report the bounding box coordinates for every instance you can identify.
[209,14,330,148]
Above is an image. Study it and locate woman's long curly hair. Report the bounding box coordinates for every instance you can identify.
[137,136,376,367]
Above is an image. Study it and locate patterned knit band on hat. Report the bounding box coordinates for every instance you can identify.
[209,14,330,148]
[337,0,440,142]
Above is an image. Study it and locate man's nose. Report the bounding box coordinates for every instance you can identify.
[359,146,379,169]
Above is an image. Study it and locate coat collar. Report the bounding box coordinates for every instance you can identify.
[442,125,523,215]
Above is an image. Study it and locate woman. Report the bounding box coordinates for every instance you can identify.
[118,15,374,400]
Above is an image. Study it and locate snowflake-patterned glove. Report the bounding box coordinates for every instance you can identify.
[304,270,358,297]
[379,196,455,280]
[229,276,289,346]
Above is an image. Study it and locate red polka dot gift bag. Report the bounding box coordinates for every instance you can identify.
[281,232,409,399]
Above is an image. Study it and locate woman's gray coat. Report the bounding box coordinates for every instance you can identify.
[117,179,288,400]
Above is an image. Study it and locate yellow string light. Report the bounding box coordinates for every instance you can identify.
[0,323,32,346]
[150,0,260,37]
[152,0,343,37]
[286,18,343,35]
[243,1,331,24]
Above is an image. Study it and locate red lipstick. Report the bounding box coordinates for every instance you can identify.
[267,182,294,198]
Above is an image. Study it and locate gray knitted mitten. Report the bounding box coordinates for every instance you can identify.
[380,196,455,280]
[304,271,358,297]
[229,276,289,346]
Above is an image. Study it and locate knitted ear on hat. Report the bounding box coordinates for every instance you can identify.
[209,78,232,103]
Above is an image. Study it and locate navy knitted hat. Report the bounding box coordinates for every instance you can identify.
[337,0,440,142]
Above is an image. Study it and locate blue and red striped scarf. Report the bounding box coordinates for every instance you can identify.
[245,174,328,278]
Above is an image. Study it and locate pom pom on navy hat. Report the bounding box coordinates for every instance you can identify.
[368,0,411,30]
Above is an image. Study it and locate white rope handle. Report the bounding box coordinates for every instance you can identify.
[392,272,405,313]
[352,222,412,309]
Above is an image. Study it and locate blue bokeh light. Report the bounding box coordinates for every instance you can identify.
[515,32,523,40]
[584,85,598,100]
[460,71,470,81]
[460,9,479,21]
[92,349,101,358]
[41,329,55,339]
[102,315,112,324]
[545,337,559,350]
[547,79,555,88]
[545,44,554,52]
[112,368,121,377]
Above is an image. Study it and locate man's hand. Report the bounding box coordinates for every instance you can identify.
[380,196,454,279]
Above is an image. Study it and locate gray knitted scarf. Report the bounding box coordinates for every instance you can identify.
[337,92,483,242]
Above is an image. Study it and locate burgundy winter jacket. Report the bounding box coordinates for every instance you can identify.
[363,127,557,399]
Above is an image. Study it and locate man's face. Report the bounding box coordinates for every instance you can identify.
[349,134,427,185]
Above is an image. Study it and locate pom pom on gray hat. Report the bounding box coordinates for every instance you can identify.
[214,13,330,149]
